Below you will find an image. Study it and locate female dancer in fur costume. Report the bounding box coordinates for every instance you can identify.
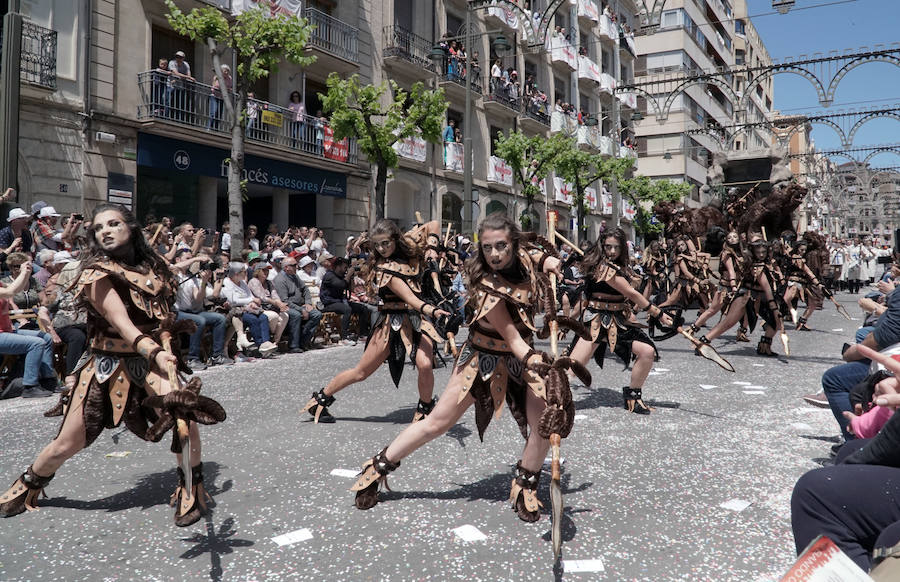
[659,237,711,311]
[0,204,225,526]
[688,230,744,336]
[302,219,451,424]
[350,213,584,522]
[697,236,786,356]
[568,228,674,415]
[783,239,822,332]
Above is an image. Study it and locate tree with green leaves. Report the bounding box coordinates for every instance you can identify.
[619,175,692,239]
[493,131,571,231]
[165,0,315,258]
[320,73,448,222]
[553,148,634,243]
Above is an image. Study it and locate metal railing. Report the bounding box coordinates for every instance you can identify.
[304,8,359,63]
[439,72,483,95]
[382,25,435,72]
[1,21,58,90]
[136,71,358,164]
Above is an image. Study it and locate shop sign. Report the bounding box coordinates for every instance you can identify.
[137,132,347,197]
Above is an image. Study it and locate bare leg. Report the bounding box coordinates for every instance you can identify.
[629,341,655,388]
[414,336,435,402]
[31,401,87,477]
[569,337,597,368]
[704,296,750,341]
[520,387,551,471]
[694,291,724,328]
[323,326,390,397]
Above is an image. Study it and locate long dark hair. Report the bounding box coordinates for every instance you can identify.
[464,212,524,287]
[582,227,628,274]
[80,203,175,287]
[363,218,421,288]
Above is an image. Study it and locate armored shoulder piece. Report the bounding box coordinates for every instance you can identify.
[76,258,172,320]
[470,248,539,331]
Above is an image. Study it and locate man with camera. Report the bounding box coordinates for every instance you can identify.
[173,248,231,370]
[320,257,374,345]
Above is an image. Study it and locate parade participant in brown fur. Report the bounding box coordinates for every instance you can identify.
[350,213,586,522]
[0,204,225,527]
[302,219,451,424]
[568,228,674,415]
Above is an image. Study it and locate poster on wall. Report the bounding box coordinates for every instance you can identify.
[107,172,135,211]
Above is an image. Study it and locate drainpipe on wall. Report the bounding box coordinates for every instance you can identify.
[0,1,23,197]
[81,0,93,210]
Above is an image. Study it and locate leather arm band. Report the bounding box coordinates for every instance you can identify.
[644,304,661,318]
[133,335,163,362]
[420,303,435,317]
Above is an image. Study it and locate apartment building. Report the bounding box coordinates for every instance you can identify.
[633,0,774,206]
[1,0,640,244]
[1,0,372,247]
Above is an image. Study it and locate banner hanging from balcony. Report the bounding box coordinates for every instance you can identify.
[444,142,464,173]
[601,188,613,215]
[598,15,617,40]
[553,177,574,205]
[616,91,637,110]
[622,200,637,221]
[393,134,427,163]
[599,72,616,94]
[530,175,547,199]
[233,0,302,15]
[487,156,513,187]
[548,34,577,70]
[136,133,347,198]
[585,186,597,210]
[322,126,349,162]
[578,56,602,84]
[578,0,600,21]
[486,2,519,30]
[550,111,577,136]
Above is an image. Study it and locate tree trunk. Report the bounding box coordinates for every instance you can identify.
[575,188,585,245]
[228,97,245,260]
[374,161,387,222]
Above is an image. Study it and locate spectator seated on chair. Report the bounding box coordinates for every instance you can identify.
[247,262,289,347]
[172,249,233,370]
[222,261,278,358]
[36,253,86,388]
[320,257,373,344]
[272,256,322,352]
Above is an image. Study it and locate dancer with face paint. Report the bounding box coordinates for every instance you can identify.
[349,213,582,522]
[0,204,225,526]
[568,228,674,415]
[689,230,744,336]
[302,219,451,424]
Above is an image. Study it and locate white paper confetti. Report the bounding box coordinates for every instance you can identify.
[732,381,752,385]
[752,363,765,367]
[699,384,717,390]
[272,528,313,546]
[105,451,132,458]
[653,368,670,372]
[452,524,487,542]
[744,385,768,390]
[563,559,605,572]
[832,328,844,332]
[330,469,359,478]
[720,499,752,512]
[573,414,587,420]
[743,390,765,395]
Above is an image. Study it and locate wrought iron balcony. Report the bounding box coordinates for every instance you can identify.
[0,20,57,90]
[136,71,358,164]
[304,8,359,64]
[382,25,435,72]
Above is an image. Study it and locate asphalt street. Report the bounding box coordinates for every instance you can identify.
[0,293,860,581]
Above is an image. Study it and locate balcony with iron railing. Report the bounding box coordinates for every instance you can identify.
[382,25,435,73]
[304,7,359,65]
[0,20,57,91]
[136,71,358,165]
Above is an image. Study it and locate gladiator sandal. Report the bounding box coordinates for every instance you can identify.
[0,466,54,518]
[687,324,701,336]
[411,397,437,423]
[172,463,212,527]
[509,461,543,523]
[623,387,651,415]
[736,325,750,342]
[301,389,336,424]
[756,336,775,357]
[351,448,400,510]
[797,317,811,331]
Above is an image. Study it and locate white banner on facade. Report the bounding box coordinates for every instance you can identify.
[486,2,519,29]
[233,0,302,15]
[549,34,577,70]
[601,188,613,215]
[616,91,637,109]
[577,0,600,21]
[622,200,637,221]
[578,55,602,84]
[530,175,547,198]
[585,186,597,210]
[487,155,513,186]
[599,72,616,94]
[393,134,427,162]
[554,176,574,205]
[598,15,617,40]
[550,111,578,136]
[444,142,464,173]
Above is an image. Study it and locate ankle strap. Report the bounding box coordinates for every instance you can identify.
[23,466,54,489]
[514,461,540,489]
[623,386,643,399]
[313,389,335,408]
[758,336,772,345]
[372,448,400,476]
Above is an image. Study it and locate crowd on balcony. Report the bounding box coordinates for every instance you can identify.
[143,50,346,162]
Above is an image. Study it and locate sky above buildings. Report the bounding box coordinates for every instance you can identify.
[748,0,900,167]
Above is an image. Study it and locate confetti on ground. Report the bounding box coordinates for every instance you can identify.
[733,381,752,385]
[452,525,487,542]
[648,371,663,376]
[653,368,670,372]
[743,390,765,395]
[744,385,768,390]
[699,384,717,390]
[791,423,814,431]
[832,328,844,332]
[104,451,132,458]
[272,528,313,546]
[330,469,359,478]
[752,363,765,367]
[574,414,587,420]
[720,499,752,512]
[563,559,605,573]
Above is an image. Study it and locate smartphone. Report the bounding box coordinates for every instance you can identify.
[72,213,83,221]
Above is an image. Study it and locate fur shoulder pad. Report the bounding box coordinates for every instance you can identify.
[592,262,620,282]
[76,259,168,297]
